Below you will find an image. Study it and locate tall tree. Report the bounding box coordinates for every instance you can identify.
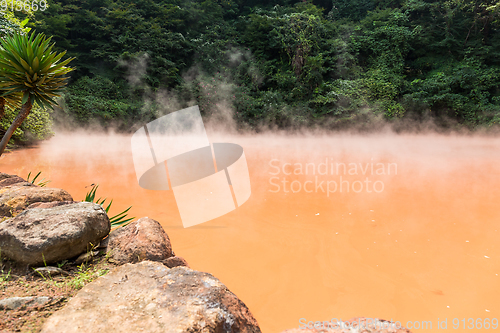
[0,32,73,156]
[0,9,30,121]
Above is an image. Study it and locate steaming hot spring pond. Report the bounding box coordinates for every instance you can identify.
[1,132,499,332]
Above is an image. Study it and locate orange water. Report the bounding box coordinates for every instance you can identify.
[1,132,499,332]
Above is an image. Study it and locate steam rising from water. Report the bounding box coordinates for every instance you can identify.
[52,45,500,137]
[3,46,500,333]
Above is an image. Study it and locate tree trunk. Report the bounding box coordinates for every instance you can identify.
[0,98,32,157]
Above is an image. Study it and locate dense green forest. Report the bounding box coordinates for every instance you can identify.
[3,0,500,135]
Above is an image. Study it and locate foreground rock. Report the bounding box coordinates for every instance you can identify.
[106,217,173,264]
[0,184,73,217]
[0,202,110,265]
[41,261,261,333]
[281,317,412,333]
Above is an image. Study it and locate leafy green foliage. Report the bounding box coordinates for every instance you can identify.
[84,184,134,228]
[0,103,53,143]
[27,171,51,187]
[330,0,376,21]
[18,0,500,129]
[0,5,31,38]
[66,264,109,290]
[0,32,74,109]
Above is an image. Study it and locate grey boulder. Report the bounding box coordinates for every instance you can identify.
[0,185,73,217]
[40,261,261,333]
[0,202,110,265]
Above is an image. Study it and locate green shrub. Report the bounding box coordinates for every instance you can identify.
[60,76,151,128]
[0,105,53,144]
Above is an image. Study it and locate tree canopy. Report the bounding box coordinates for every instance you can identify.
[4,0,498,130]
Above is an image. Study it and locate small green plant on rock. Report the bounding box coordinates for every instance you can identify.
[27,171,50,187]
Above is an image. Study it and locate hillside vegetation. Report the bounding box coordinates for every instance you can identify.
[10,0,500,131]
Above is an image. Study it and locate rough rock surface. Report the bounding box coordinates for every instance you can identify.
[0,176,29,188]
[280,317,412,333]
[40,261,261,333]
[27,201,76,209]
[0,296,65,310]
[162,256,189,268]
[106,217,173,264]
[0,202,110,265]
[0,173,14,182]
[0,185,73,217]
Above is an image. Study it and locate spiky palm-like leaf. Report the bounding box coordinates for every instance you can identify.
[84,184,135,228]
[0,32,74,109]
[0,93,21,110]
[27,171,51,187]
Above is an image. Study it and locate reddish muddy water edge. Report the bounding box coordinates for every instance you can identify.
[1,131,499,332]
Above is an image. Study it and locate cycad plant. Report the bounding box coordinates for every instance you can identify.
[26,171,51,187]
[84,184,134,228]
[0,32,73,156]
